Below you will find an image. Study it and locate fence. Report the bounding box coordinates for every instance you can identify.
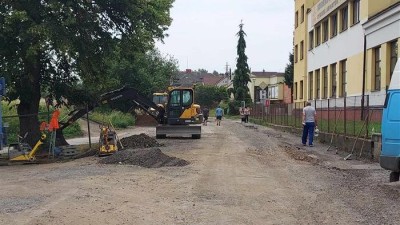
[251,95,384,139]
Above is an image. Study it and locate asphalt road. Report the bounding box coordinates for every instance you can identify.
[0,119,399,225]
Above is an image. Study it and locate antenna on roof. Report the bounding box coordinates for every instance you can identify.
[225,62,230,76]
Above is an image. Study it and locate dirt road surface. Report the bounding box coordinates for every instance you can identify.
[1,119,400,225]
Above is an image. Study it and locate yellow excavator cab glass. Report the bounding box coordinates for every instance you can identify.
[152,92,168,105]
[169,90,181,106]
[182,90,192,107]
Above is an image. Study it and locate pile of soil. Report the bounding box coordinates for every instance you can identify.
[99,147,189,168]
[120,133,163,149]
[135,114,158,127]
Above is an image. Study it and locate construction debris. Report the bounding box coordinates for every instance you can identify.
[99,148,189,168]
[119,133,163,149]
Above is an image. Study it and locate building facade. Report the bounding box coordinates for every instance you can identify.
[247,71,292,104]
[294,0,399,106]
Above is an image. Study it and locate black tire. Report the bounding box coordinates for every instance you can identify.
[156,134,166,139]
[192,134,201,139]
[389,172,400,182]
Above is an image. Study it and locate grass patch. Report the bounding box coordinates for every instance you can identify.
[63,122,84,138]
[89,110,135,128]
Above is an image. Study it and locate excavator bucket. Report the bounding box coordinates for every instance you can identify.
[156,125,201,139]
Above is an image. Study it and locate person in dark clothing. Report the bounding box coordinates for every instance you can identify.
[202,107,210,126]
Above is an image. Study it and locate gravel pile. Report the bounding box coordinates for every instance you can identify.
[120,133,163,149]
[99,147,189,168]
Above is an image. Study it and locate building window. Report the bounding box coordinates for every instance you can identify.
[309,72,313,100]
[295,11,298,28]
[300,41,304,60]
[295,45,298,63]
[340,60,347,97]
[316,25,321,46]
[323,66,328,99]
[341,6,348,31]
[390,40,398,80]
[309,31,314,50]
[374,46,381,91]
[300,80,304,99]
[294,82,298,100]
[301,5,305,23]
[315,69,320,99]
[352,0,360,25]
[331,13,338,37]
[331,63,337,98]
[322,20,329,43]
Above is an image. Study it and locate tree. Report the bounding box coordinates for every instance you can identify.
[0,1,173,145]
[232,22,251,103]
[99,47,178,97]
[284,52,294,102]
[197,69,208,74]
[195,86,228,108]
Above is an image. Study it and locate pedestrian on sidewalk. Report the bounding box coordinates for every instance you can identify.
[215,105,224,126]
[302,101,317,147]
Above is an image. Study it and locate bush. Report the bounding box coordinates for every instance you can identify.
[63,122,83,138]
[90,110,135,128]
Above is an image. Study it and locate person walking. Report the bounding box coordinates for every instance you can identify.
[239,107,245,123]
[244,106,250,123]
[302,101,317,147]
[215,105,224,126]
[202,107,209,126]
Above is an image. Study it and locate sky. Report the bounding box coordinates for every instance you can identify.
[156,0,294,74]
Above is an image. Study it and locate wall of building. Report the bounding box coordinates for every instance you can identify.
[295,0,399,106]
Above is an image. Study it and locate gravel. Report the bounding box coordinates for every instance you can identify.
[120,133,163,149]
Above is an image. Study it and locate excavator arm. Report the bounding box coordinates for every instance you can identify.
[59,87,164,131]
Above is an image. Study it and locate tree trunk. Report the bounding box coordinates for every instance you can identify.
[17,55,42,147]
[17,88,41,147]
[56,130,69,146]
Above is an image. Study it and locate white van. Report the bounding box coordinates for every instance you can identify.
[380,57,400,182]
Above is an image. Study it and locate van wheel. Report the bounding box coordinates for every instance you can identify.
[389,172,400,182]
[192,134,201,139]
[156,134,166,139]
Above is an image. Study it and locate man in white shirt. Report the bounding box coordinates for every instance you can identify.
[302,102,317,147]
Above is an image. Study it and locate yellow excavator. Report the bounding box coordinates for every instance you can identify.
[58,86,203,142]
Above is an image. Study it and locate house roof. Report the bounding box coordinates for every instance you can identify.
[251,71,284,78]
[173,71,226,86]
[202,75,225,86]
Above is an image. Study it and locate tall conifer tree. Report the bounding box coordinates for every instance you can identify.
[232,22,251,103]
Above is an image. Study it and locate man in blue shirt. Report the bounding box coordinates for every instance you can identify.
[215,105,224,126]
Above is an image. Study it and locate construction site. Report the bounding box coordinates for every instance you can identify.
[0,117,399,225]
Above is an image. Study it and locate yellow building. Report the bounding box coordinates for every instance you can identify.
[294,0,399,106]
[247,71,291,104]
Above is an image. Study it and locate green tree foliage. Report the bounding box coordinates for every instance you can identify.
[284,52,294,88]
[284,52,294,102]
[232,22,251,103]
[99,48,178,96]
[195,86,228,108]
[0,0,173,144]
[197,69,208,74]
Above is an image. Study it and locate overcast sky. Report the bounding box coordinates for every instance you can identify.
[156,0,294,74]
